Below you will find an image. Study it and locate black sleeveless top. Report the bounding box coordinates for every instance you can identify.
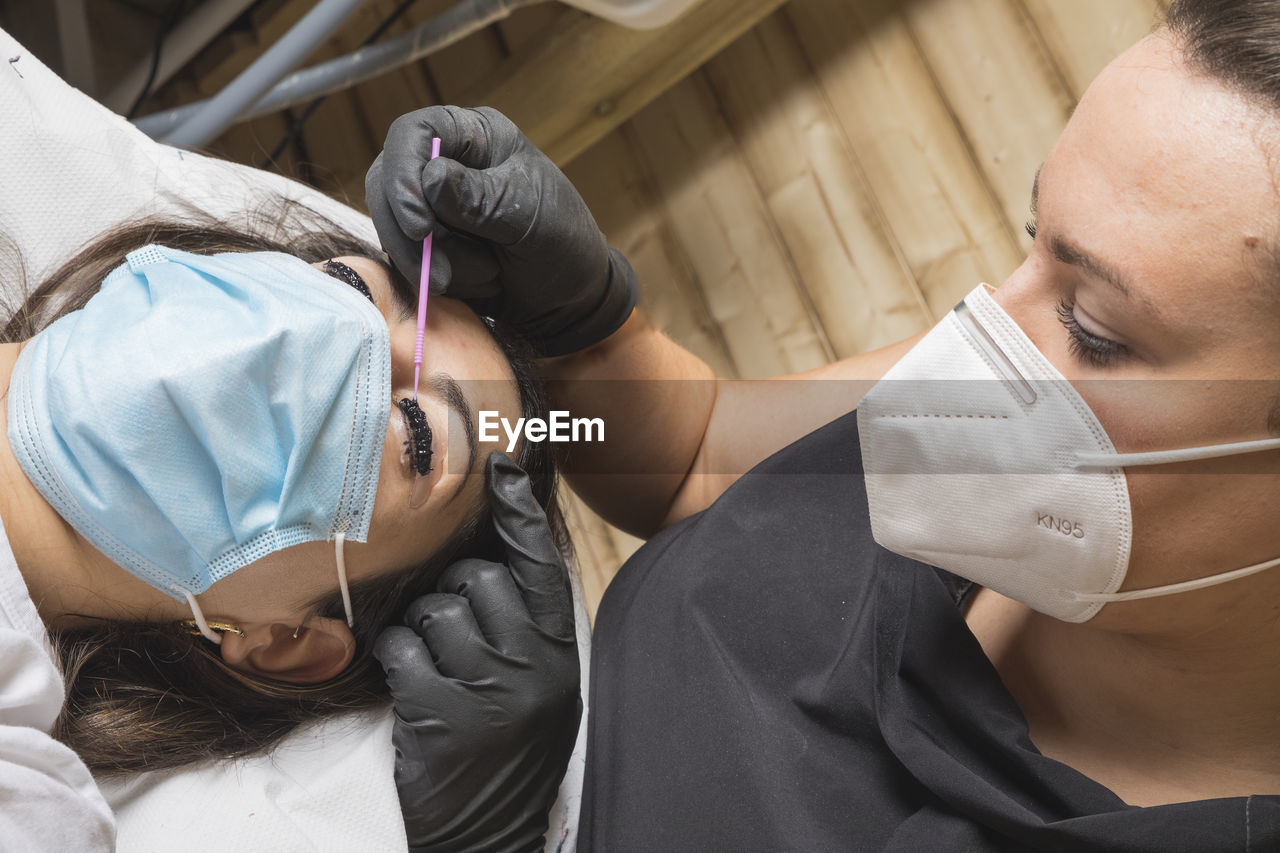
[580,410,1280,852]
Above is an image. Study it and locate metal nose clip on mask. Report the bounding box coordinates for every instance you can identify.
[6,246,391,641]
[857,284,1280,622]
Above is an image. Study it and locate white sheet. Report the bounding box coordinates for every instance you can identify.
[0,506,115,850]
[0,29,587,852]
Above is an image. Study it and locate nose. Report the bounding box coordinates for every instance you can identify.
[989,263,1061,357]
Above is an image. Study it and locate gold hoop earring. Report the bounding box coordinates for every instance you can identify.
[182,620,245,638]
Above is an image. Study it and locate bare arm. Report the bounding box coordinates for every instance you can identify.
[366,106,921,538]
[544,310,924,538]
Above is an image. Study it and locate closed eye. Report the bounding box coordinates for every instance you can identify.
[396,397,434,476]
[1056,298,1128,368]
[322,260,374,303]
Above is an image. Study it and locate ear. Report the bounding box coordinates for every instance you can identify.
[218,618,356,684]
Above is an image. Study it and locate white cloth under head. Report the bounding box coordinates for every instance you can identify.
[0,512,116,849]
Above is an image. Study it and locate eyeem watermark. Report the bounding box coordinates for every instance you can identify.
[480,410,605,453]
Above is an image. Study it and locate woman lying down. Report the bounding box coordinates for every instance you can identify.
[0,204,581,850]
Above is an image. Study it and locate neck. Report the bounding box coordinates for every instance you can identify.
[0,342,181,628]
[972,584,1280,799]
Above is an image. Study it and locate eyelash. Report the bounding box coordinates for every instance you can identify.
[1028,218,1128,368]
[322,260,374,303]
[1056,298,1127,368]
[396,398,434,476]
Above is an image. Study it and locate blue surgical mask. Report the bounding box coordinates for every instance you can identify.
[6,245,390,638]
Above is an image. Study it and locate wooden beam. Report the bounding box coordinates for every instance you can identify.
[1019,0,1162,101]
[785,0,1024,319]
[904,0,1076,256]
[461,0,789,166]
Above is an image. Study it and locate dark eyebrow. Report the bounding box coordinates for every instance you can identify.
[1048,233,1164,319]
[371,256,417,322]
[424,372,477,503]
[1029,166,1162,319]
[1048,235,1135,299]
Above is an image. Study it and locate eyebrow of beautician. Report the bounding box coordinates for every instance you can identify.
[423,372,477,502]
[1030,167,1163,320]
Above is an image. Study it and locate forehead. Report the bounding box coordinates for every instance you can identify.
[1042,33,1280,309]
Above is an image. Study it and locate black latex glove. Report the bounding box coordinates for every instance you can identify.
[365,105,638,356]
[373,453,581,853]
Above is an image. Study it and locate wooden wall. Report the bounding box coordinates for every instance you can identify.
[560,0,1166,616]
[195,0,1168,617]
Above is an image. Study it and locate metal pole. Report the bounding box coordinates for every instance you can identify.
[136,0,542,143]
[162,0,369,149]
[104,0,259,115]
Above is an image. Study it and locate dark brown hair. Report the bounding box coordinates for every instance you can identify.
[1166,0,1280,111]
[1,199,563,775]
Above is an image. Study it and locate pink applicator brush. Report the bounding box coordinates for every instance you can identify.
[413,136,443,401]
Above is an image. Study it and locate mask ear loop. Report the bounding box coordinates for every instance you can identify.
[335,532,355,628]
[185,537,354,645]
[1070,554,1280,603]
[183,590,223,645]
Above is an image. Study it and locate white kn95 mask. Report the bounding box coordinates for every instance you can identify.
[857,283,1280,622]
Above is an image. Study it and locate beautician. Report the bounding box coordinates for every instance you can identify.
[369,0,1280,848]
